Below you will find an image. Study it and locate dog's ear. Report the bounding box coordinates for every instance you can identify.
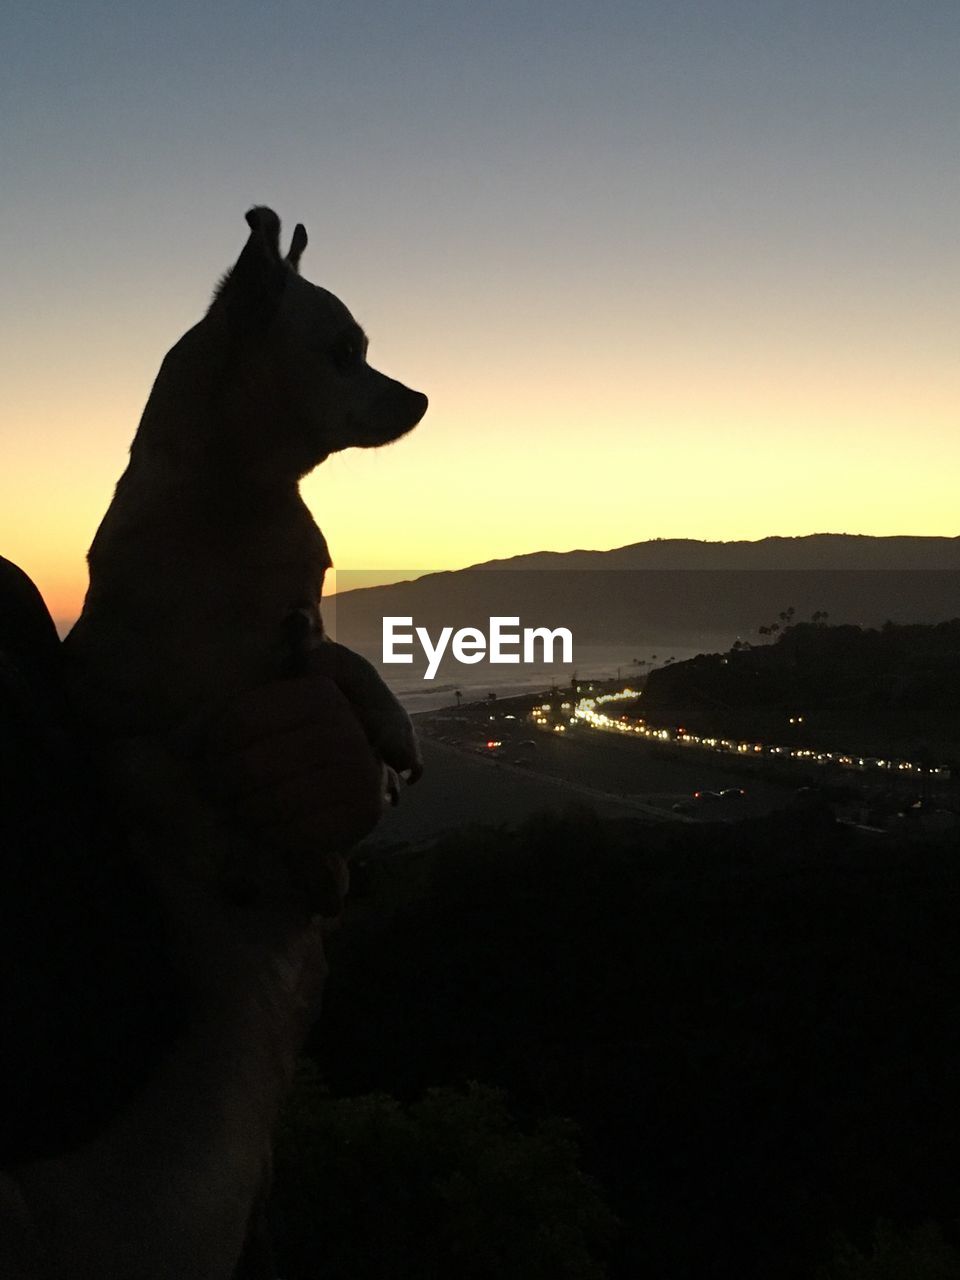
[244,205,283,258]
[286,223,308,273]
[210,206,289,324]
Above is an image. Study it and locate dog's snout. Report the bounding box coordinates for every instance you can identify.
[408,389,428,426]
[391,385,428,439]
[345,377,428,449]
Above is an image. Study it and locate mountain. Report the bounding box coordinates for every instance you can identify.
[327,535,960,650]
[462,534,960,572]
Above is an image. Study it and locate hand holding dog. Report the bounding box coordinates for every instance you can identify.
[1,676,386,1280]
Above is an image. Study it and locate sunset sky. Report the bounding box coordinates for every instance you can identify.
[1,0,958,626]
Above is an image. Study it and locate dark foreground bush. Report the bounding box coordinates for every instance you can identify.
[309,807,960,1278]
[818,1222,960,1280]
[272,1065,616,1279]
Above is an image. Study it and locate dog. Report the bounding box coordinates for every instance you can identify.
[65,205,425,812]
[62,207,427,1277]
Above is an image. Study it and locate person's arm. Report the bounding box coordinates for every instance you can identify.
[1,676,384,1280]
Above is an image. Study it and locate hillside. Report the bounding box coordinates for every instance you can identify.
[314,809,960,1280]
[466,533,960,572]
[638,618,960,760]
[328,534,960,649]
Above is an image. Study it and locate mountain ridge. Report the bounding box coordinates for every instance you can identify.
[455,533,960,574]
[327,535,960,649]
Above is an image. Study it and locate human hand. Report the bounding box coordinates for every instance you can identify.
[304,641,423,793]
[0,679,387,1280]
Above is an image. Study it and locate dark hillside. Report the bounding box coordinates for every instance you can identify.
[639,619,960,759]
[310,809,960,1279]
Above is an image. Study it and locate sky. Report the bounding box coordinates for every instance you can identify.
[1,0,958,625]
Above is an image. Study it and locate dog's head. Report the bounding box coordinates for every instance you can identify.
[194,207,427,479]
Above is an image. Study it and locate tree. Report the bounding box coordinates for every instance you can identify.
[818,1221,960,1279]
[273,1070,616,1279]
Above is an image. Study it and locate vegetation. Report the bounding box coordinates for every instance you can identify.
[273,1067,616,1278]
[818,1222,960,1280]
[290,806,960,1279]
[639,618,960,761]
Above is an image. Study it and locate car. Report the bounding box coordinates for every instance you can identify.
[718,787,746,800]
[672,790,721,813]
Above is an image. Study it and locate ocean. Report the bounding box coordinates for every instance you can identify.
[355,640,718,713]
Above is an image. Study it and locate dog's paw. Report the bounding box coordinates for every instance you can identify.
[307,640,423,789]
[383,765,401,807]
[374,712,423,789]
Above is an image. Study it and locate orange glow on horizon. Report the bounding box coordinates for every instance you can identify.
[3,220,959,631]
[3,1,959,632]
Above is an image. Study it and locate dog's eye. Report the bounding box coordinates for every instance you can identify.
[332,332,365,373]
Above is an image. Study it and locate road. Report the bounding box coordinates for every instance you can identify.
[365,719,798,847]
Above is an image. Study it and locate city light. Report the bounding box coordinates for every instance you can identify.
[568,688,949,778]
